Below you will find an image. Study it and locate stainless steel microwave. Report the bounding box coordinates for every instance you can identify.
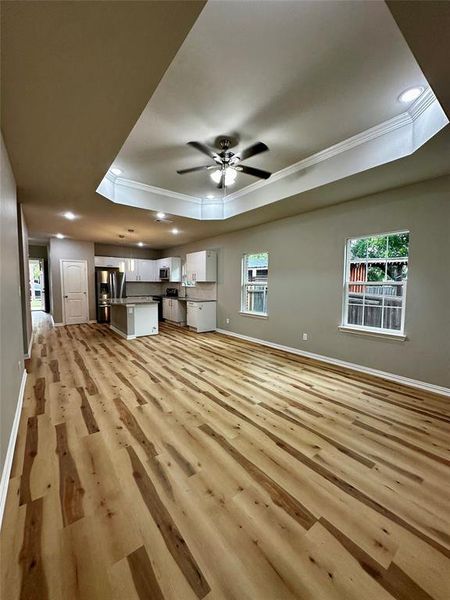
[159,267,170,280]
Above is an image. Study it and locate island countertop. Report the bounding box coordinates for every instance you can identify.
[166,297,217,303]
[111,298,158,307]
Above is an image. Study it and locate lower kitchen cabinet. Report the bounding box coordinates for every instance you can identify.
[186,301,216,332]
[162,298,186,324]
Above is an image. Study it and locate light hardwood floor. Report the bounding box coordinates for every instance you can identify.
[1,311,449,600]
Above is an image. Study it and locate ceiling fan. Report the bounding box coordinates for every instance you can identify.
[176,136,271,189]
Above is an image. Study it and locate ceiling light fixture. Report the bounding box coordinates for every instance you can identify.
[398,86,424,103]
[63,211,76,220]
[56,233,64,239]
[137,242,144,247]
[207,195,214,199]
[211,168,237,186]
[156,212,166,219]
[171,228,179,235]
[111,167,122,176]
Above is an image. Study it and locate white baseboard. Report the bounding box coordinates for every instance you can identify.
[53,322,64,327]
[0,369,27,530]
[24,332,34,359]
[216,329,450,397]
[110,324,136,340]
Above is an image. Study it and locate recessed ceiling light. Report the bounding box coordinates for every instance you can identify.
[111,167,122,176]
[56,233,64,239]
[137,242,144,247]
[207,195,214,199]
[156,212,166,219]
[171,228,179,235]
[63,211,76,220]
[398,86,424,103]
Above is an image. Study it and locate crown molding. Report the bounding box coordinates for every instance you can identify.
[224,110,413,203]
[115,176,203,204]
[224,90,437,203]
[97,87,448,219]
[104,171,116,183]
[408,87,435,120]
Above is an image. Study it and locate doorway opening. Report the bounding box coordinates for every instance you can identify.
[29,259,45,311]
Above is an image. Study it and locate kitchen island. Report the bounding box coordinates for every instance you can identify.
[110,298,158,339]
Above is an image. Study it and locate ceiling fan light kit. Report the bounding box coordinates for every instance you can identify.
[176,135,272,189]
[210,168,237,186]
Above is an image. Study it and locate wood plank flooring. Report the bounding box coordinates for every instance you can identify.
[1,311,449,599]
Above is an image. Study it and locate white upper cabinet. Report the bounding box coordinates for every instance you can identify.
[138,259,157,282]
[169,257,181,282]
[126,259,157,282]
[125,258,139,281]
[186,250,217,282]
[156,257,181,282]
[96,255,181,282]
[94,256,126,270]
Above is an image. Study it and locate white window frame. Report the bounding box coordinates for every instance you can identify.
[341,230,409,338]
[240,252,269,317]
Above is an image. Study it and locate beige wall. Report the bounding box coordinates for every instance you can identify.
[163,175,450,388]
[49,238,96,323]
[0,134,25,474]
[94,243,159,259]
[18,205,32,354]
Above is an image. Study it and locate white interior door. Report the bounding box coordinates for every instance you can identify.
[61,260,88,324]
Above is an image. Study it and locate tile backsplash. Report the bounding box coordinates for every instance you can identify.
[126,282,163,296]
[162,282,217,300]
[178,282,217,300]
[127,281,217,300]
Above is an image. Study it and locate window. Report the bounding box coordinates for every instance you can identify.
[342,231,409,334]
[241,252,269,316]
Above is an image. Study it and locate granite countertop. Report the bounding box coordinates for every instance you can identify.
[164,296,216,303]
[111,298,157,306]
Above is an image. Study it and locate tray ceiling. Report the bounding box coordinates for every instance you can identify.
[2,0,449,247]
[101,0,445,213]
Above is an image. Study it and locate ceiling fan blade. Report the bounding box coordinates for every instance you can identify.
[187,141,220,162]
[238,164,272,180]
[236,141,268,162]
[177,165,212,174]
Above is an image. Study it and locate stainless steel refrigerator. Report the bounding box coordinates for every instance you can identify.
[95,268,126,323]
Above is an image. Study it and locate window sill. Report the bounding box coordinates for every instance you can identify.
[240,311,268,320]
[338,325,406,341]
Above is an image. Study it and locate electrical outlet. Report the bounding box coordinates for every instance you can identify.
[302,332,308,341]
[226,318,230,324]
